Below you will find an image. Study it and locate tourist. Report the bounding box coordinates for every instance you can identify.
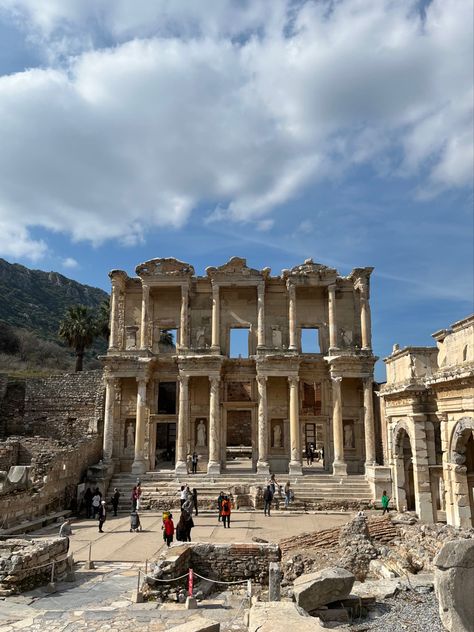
[192,451,198,474]
[320,445,325,467]
[163,512,174,547]
[306,442,312,466]
[131,486,139,511]
[267,473,280,496]
[179,485,186,508]
[111,487,121,516]
[284,481,292,508]
[98,500,107,533]
[130,509,142,532]
[91,488,102,519]
[84,487,93,518]
[381,490,391,515]
[176,509,194,542]
[221,495,231,528]
[182,487,193,514]
[217,490,224,522]
[263,485,273,516]
[59,518,72,551]
[192,488,198,516]
[310,443,315,465]
[136,483,142,510]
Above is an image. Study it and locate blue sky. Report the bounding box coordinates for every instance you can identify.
[0,0,472,380]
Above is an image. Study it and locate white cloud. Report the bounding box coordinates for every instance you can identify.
[61,257,78,269]
[0,0,471,259]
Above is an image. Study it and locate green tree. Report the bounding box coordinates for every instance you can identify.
[96,299,110,341]
[58,305,97,372]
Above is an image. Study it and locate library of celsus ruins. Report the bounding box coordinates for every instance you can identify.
[101,256,380,480]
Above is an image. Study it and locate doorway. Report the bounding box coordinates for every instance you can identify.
[397,429,415,511]
[466,432,474,527]
[225,409,254,471]
[154,422,176,469]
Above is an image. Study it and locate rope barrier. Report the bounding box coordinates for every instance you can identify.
[192,571,250,585]
[142,571,190,583]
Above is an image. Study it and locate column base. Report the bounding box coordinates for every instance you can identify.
[175,460,188,475]
[257,461,270,475]
[332,461,347,476]
[289,461,303,475]
[210,345,221,353]
[131,459,147,475]
[207,460,221,475]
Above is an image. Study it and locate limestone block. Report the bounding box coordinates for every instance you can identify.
[167,619,220,632]
[248,602,324,632]
[293,567,355,613]
[434,539,474,632]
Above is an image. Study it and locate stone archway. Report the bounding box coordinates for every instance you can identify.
[450,417,474,527]
[393,424,416,512]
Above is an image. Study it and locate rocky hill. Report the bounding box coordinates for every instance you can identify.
[0,258,108,339]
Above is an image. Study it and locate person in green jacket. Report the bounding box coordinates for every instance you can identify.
[381,490,390,515]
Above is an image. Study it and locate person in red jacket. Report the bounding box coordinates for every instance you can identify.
[163,513,175,547]
[221,495,231,528]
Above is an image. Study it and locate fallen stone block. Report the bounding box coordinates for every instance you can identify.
[293,567,355,612]
[167,619,220,632]
[434,539,474,632]
[248,602,325,632]
[351,578,402,601]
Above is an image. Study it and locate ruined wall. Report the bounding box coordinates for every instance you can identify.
[0,436,101,528]
[0,380,25,439]
[0,536,69,593]
[5,370,105,438]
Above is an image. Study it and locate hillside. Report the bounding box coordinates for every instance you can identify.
[0,258,109,375]
[0,258,108,339]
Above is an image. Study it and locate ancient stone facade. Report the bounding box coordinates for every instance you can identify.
[102,256,378,478]
[380,315,474,526]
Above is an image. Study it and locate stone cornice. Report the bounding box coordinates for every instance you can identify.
[205,256,269,283]
[281,258,338,286]
[135,257,195,279]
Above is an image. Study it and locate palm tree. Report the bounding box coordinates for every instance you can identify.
[58,305,97,372]
[159,329,175,348]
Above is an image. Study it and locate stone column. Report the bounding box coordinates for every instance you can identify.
[256,375,270,474]
[179,284,189,349]
[132,378,148,474]
[360,283,372,350]
[211,282,220,352]
[257,282,265,349]
[332,376,347,476]
[288,376,302,474]
[140,283,150,350]
[363,377,376,467]
[102,376,116,461]
[207,376,221,474]
[109,281,120,349]
[328,284,338,350]
[175,375,189,475]
[287,280,297,351]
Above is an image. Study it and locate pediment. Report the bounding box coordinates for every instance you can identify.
[136,258,195,278]
[206,257,269,280]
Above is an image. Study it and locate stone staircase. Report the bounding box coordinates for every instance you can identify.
[107,469,373,514]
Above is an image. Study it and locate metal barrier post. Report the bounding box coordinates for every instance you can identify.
[84,541,95,570]
[132,569,144,603]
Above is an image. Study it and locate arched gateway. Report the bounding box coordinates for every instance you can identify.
[101,256,380,482]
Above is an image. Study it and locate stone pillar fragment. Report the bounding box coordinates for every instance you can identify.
[287,281,297,351]
[211,282,220,352]
[332,376,347,476]
[140,283,150,350]
[328,284,338,350]
[257,282,265,348]
[102,376,116,462]
[268,562,281,601]
[175,375,189,475]
[132,378,148,474]
[257,375,270,474]
[288,376,302,474]
[207,376,221,474]
[363,377,376,467]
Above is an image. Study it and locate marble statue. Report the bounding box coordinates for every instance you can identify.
[197,419,206,447]
[273,424,282,448]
